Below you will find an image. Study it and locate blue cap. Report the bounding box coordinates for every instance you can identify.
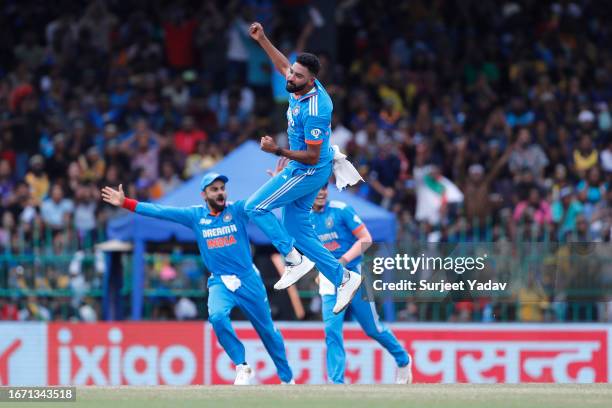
[200,172,228,191]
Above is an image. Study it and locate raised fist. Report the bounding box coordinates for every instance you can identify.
[249,22,265,41]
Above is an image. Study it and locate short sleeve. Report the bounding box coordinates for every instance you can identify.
[341,205,365,234]
[304,113,330,145]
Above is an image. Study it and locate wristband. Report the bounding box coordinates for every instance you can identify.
[122,197,138,212]
[274,147,283,156]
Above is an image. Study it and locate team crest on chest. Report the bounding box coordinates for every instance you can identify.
[223,213,232,222]
[292,106,300,116]
[325,216,334,229]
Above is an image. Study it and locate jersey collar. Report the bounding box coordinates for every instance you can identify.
[296,84,318,102]
[205,203,226,217]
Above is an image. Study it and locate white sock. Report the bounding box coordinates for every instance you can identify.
[285,248,301,264]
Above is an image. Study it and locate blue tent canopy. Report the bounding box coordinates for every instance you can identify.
[105,141,396,320]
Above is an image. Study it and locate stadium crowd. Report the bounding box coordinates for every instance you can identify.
[0,0,611,322]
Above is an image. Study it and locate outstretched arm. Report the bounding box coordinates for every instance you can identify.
[101,184,194,227]
[249,22,290,76]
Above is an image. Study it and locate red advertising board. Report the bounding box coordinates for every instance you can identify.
[1,322,603,385]
[209,323,609,384]
[47,323,204,385]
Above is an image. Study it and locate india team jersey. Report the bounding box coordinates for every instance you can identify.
[287,79,334,169]
[311,200,365,295]
[311,200,365,271]
[134,200,254,286]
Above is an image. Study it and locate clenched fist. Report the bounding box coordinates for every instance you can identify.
[249,22,265,41]
[260,135,278,154]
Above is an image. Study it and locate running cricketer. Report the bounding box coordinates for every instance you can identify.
[311,185,413,384]
[245,22,361,315]
[101,173,294,385]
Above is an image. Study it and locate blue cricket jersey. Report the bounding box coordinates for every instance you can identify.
[133,200,255,287]
[310,200,365,271]
[286,79,334,170]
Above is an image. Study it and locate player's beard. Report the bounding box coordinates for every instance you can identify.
[207,196,226,213]
[286,80,307,93]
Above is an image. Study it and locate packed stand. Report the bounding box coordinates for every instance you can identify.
[0,0,610,321]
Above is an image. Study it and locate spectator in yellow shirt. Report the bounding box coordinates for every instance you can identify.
[24,155,49,205]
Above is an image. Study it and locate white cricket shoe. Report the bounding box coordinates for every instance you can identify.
[234,364,255,385]
[332,270,363,314]
[395,362,413,384]
[274,254,315,290]
[281,379,296,385]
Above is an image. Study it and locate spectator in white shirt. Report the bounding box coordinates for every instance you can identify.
[41,184,73,230]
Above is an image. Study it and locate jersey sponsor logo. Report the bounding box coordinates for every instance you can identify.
[206,234,237,249]
[202,224,238,238]
[325,216,334,228]
[223,213,232,223]
[199,218,212,225]
[317,231,339,242]
[286,108,295,127]
[323,241,341,252]
[310,129,321,138]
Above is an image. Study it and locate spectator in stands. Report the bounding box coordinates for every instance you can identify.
[0,159,14,204]
[552,187,585,240]
[184,140,222,178]
[73,184,97,245]
[173,116,207,157]
[573,134,599,177]
[509,128,548,180]
[513,188,552,226]
[0,0,611,322]
[41,184,73,230]
[24,155,49,205]
[150,161,181,199]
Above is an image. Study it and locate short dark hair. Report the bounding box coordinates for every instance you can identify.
[296,53,320,76]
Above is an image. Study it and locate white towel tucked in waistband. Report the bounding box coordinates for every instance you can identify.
[332,145,363,191]
[220,275,242,292]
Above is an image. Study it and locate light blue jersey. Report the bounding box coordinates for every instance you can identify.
[286,79,334,169]
[134,200,254,286]
[128,194,294,383]
[310,200,365,271]
[312,200,410,384]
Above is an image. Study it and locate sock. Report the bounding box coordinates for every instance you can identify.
[285,248,301,264]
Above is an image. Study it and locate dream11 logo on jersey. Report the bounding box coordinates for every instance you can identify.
[48,323,204,385]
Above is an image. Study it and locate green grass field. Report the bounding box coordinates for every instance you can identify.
[13,384,612,408]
